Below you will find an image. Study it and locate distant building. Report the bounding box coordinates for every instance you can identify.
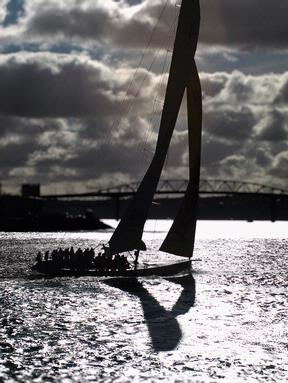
[21,184,41,197]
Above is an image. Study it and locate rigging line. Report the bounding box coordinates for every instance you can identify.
[114,0,178,121]
[98,0,172,155]
[140,25,179,162]
[117,42,170,158]
[107,0,171,131]
[142,46,170,158]
[123,0,171,96]
[149,9,180,115]
[124,8,178,115]
[112,2,179,131]
[132,49,168,159]
[144,43,171,142]
[137,10,180,120]
[107,1,180,170]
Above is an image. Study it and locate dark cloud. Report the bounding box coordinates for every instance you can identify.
[200,0,288,50]
[199,71,288,187]
[201,137,241,168]
[0,141,35,167]
[0,52,287,191]
[0,1,287,193]
[9,0,286,51]
[204,108,255,141]
[254,148,272,168]
[269,151,288,179]
[256,110,288,142]
[21,0,176,49]
[0,52,161,117]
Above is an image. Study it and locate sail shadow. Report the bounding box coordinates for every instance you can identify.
[104,276,195,352]
[164,274,196,316]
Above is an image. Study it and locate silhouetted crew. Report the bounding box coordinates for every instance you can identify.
[45,250,49,262]
[125,256,130,270]
[83,248,90,268]
[59,248,64,263]
[44,250,49,262]
[119,255,130,271]
[70,248,77,271]
[36,251,42,263]
[94,254,100,271]
[75,248,83,269]
[111,255,117,271]
[103,254,109,272]
[114,254,121,271]
[99,254,105,272]
[52,249,58,262]
[89,248,95,266]
[134,249,140,269]
[64,248,70,265]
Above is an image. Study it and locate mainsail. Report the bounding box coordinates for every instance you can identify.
[109,0,202,256]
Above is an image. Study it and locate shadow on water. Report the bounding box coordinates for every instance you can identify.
[165,274,196,316]
[104,274,196,352]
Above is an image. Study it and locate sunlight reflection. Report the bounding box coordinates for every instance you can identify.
[102,220,288,240]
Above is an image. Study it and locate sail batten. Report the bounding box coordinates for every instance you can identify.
[109,0,201,256]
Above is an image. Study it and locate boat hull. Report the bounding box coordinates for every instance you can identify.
[31,260,191,277]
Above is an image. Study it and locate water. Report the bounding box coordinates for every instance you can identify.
[0,221,287,382]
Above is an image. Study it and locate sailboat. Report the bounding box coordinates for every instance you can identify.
[31,0,202,277]
[107,0,202,274]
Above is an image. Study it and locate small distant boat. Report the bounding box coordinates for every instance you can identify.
[32,0,202,278]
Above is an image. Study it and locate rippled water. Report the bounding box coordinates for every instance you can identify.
[0,221,287,382]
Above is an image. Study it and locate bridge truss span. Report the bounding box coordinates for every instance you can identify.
[97,179,288,196]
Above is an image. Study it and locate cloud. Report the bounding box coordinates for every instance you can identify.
[15,0,176,49]
[254,147,272,168]
[274,77,288,105]
[200,0,288,50]
[0,0,9,23]
[199,71,288,187]
[1,0,287,52]
[270,151,288,179]
[219,154,246,175]
[202,70,288,142]
[255,110,288,142]
[1,52,288,192]
[0,1,287,194]
[1,52,287,122]
[0,52,163,117]
[204,107,255,141]
[201,136,241,170]
[202,71,288,107]
[0,113,157,190]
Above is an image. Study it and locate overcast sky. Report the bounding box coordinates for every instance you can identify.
[0,0,287,194]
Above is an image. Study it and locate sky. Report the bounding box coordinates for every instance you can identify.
[0,0,287,194]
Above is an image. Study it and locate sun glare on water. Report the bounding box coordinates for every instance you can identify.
[102,220,287,240]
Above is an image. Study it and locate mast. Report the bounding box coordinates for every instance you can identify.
[109,0,201,255]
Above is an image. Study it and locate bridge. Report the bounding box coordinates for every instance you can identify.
[43,179,288,199]
[42,179,288,221]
